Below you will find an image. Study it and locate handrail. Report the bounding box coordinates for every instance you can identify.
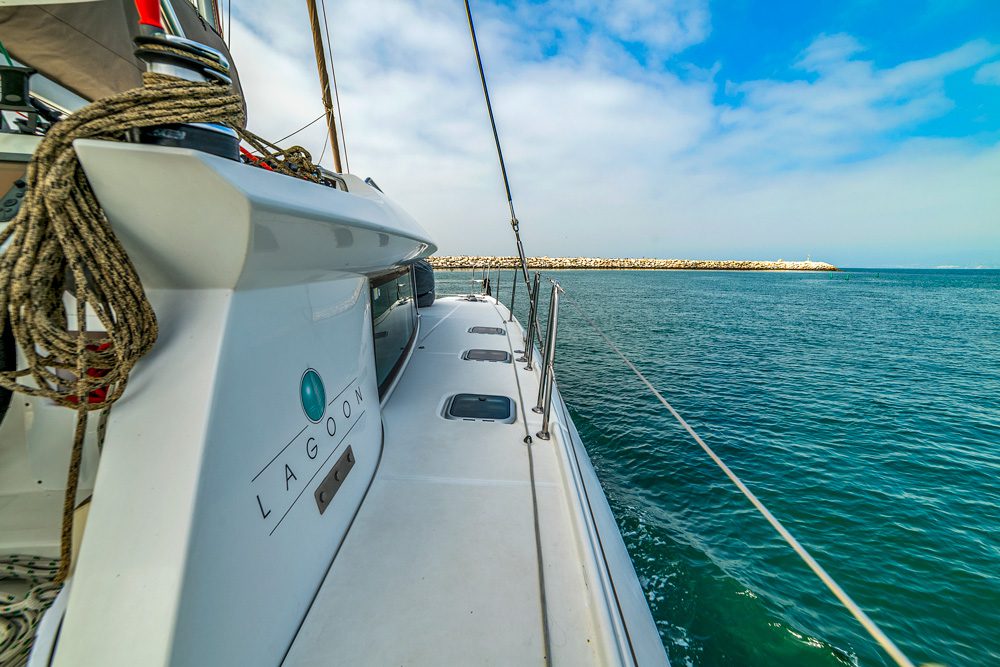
[467,262,487,295]
[508,267,517,322]
[534,281,559,414]
[518,273,541,369]
[533,281,561,440]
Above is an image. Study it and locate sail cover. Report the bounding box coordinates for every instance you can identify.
[0,0,244,117]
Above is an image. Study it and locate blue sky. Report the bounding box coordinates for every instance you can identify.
[231,0,1000,267]
[692,1,1000,142]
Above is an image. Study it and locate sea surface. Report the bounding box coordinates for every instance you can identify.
[435,268,1000,667]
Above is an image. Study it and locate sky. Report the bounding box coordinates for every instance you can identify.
[227,0,1000,268]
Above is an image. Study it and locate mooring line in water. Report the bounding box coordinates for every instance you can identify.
[558,290,917,667]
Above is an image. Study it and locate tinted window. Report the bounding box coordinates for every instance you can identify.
[371,267,417,396]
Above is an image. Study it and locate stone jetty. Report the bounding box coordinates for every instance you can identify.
[427,256,838,271]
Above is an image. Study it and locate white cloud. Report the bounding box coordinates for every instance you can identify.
[973,60,1000,85]
[494,0,710,61]
[796,33,866,72]
[228,1,1000,267]
[715,37,998,168]
[581,0,710,53]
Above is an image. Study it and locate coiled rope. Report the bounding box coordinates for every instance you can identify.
[0,557,60,667]
[0,42,252,665]
[237,130,334,184]
[557,289,917,667]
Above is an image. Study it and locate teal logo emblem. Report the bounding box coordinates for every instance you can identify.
[300,369,326,423]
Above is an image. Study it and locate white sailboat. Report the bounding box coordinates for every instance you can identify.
[0,1,667,664]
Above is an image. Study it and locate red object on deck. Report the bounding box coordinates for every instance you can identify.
[134,0,163,30]
[240,146,274,171]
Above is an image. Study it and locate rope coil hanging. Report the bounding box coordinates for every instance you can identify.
[0,43,243,666]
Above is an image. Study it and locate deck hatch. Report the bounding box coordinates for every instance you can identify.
[445,394,516,423]
[462,349,511,363]
[469,326,505,335]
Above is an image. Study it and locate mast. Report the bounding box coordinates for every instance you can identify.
[304,0,343,172]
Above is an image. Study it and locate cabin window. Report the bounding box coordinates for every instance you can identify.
[370,267,418,397]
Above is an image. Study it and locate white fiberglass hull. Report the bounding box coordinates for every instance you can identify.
[2,140,665,665]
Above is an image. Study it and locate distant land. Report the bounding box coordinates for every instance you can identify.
[428,256,839,271]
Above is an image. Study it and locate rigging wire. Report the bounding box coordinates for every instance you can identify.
[319,0,349,173]
[557,288,917,667]
[275,112,325,145]
[243,113,325,157]
[319,128,330,166]
[463,0,531,289]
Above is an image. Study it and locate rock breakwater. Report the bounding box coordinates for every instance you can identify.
[427,256,838,271]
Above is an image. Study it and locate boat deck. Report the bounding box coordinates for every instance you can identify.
[284,295,623,665]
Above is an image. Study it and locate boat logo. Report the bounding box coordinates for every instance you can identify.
[300,368,326,423]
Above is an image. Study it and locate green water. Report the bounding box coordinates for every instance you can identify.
[436,268,1000,667]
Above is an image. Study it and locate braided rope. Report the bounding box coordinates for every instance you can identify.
[0,46,245,664]
[0,71,243,410]
[0,557,60,667]
[237,128,334,184]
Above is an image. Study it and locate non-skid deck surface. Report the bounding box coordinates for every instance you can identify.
[284,296,608,665]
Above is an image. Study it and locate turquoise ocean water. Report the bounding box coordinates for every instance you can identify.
[435,268,999,667]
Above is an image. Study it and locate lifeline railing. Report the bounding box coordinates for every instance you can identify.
[490,269,561,441]
[499,270,918,667]
[470,263,488,294]
[532,280,560,440]
[471,263,503,298]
